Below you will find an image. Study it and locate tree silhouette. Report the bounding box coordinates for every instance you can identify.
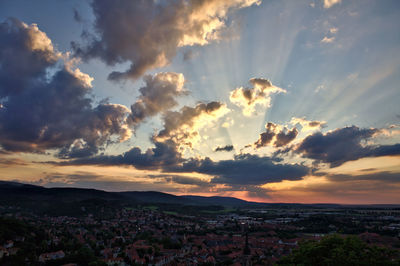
[277,234,399,266]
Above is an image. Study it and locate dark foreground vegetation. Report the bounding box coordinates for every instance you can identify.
[278,234,399,266]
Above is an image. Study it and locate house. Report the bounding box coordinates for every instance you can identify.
[38,250,65,262]
[0,246,8,259]
[4,240,13,249]
[104,257,126,266]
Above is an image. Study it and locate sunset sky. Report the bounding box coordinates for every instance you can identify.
[0,0,399,204]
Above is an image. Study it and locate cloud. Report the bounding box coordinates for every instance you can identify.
[265,170,400,204]
[329,27,338,34]
[230,78,286,116]
[55,100,229,169]
[324,171,400,183]
[314,84,325,93]
[321,36,335,43]
[72,0,261,80]
[254,123,277,148]
[177,154,309,185]
[369,143,400,157]
[60,139,183,170]
[128,72,186,126]
[0,18,131,157]
[73,8,83,23]
[296,126,400,167]
[0,157,28,167]
[155,101,230,148]
[323,0,341,9]
[37,171,102,185]
[321,27,338,44]
[254,122,298,148]
[377,126,400,138]
[53,94,304,188]
[0,18,60,98]
[62,151,309,186]
[290,117,326,132]
[30,173,176,192]
[275,127,298,147]
[166,175,211,187]
[52,113,309,187]
[214,145,234,152]
[183,50,199,61]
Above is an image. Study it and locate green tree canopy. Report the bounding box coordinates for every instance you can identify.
[277,234,399,266]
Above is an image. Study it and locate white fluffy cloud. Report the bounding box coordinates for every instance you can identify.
[230,78,286,116]
[323,0,341,9]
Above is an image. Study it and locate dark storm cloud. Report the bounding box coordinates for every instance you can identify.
[148,174,210,187]
[0,18,131,157]
[254,123,276,148]
[214,145,234,152]
[176,154,309,185]
[360,168,377,172]
[272,146,293,158]
[73,8,83,23]
[254,122,298,148]
[72,0,261,80]
[128,72,186,126]
[57,139,99,159]
[324,171,400,183]
[296,126,400,167]
[368,143,400,157]
[0,18,58,98]
[59,139,183,170]
[275,127,298,147]
[169,176,211,187]
[57,150,309,186]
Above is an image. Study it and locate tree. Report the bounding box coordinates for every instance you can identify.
[277,234,400,266]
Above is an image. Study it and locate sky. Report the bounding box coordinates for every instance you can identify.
[0,0,399,204]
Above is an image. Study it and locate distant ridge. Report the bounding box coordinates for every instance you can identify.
[181,195,250,206]
[120,191,190,205]
[0,181,251,206]
[0,181,399,209]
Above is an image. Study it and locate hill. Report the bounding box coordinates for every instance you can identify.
[1,181,399,217]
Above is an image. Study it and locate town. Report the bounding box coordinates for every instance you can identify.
[1,203,400,265]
